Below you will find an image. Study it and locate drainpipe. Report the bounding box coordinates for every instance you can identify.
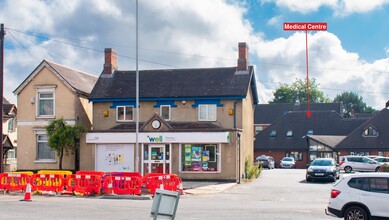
[233,100,241,183]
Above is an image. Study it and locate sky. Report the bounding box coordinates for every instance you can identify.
[1,0,389,109]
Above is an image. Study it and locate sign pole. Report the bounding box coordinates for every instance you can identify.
[0,24,5,173]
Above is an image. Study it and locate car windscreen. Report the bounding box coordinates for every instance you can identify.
[311,160,333,166]
[283,158,293,161]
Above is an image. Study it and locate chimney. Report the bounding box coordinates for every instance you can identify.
[237,42,248,71]
[103,48,118,74]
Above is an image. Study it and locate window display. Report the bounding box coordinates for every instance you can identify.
[181,144,219,172]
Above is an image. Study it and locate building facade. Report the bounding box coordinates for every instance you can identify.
[85,43,258,182]
[2,97,17,171]
[13,60,97,171]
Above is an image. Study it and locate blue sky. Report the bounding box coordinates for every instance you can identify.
[1,0,389,109]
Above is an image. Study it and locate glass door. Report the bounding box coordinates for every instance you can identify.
[142,144,171,175]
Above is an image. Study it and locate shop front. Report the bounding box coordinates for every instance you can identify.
[86,132,232,179]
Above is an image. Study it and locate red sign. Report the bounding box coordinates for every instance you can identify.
[283,22,327,31]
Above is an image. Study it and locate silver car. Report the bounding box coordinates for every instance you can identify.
[339,156,381,173]
[279,157,296,169]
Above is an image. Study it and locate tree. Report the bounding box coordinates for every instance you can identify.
[269,78,330,104]
[46,118,85,170]
[333,91,377,118]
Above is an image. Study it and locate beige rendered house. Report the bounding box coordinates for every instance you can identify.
[86,43,258,182]
[13,60,97,171]
[2,97,17,171]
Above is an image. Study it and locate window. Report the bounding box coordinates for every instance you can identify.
[36,134,55,160]
[7,118,15,132]
[270,130,276,137]
[116,106,134,121]
[349,152,369,156]
[348,177,389,194]
[285,151,303,161]
[286,130,293,137]
[37,92,54,117]
[181,144,219,172]
[198,104,217,121]
[307,130,314,135]
[160,105,171,121]
[363,126,378,137]
[7,149,16,159]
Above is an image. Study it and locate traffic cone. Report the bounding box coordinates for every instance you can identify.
[21,181,32,202]
[178,182,184,195]
[106,175,115,195]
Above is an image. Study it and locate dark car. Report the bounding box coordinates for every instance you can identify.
[306,158,340,182]
[255,155,275,169]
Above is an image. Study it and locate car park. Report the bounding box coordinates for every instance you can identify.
[306,158,339,182]
[255,155,275,169]
[279,157,295,169]
[339,155,381,173]
[326,173,389,220]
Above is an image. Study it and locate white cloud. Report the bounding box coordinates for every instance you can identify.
[261,0,338,13]
[267,15,283,27]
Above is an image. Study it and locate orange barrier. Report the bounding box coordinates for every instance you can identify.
[102,175,142,195]
[109,172,142,178]
[31,174,64,194]
[0,173,4,191]
[1,173,30,192]
[143,174,183,195]
[72,174,102,196]
[76,170,105,176]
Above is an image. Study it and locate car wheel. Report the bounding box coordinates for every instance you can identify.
[306,177,312,182]
[331,176,337,182]
[344,166,352,173]
[344,205,368,220]
[375,167,380,172]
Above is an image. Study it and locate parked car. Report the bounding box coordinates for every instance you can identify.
[339,155,381,173]
[255,155,275,169]
[279,157,295,169]
[326,173,389,220]
[306,158,340,182]
[373,156,389,165]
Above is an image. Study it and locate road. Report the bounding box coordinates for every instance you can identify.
[0,169,336,220]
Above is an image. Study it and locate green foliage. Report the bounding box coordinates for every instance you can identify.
[46,118,85,170]
[245,156,261,181]
[382,164,389,172]
[333,91,377,118]
[269,78,330,104]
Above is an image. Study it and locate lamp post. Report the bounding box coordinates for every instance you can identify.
[0,24,5,173]
[135,0,139,173]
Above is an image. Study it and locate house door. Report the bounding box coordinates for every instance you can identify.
[142,144,171,175]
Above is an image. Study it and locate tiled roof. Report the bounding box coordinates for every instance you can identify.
[89,66,256,101]
[254,103,342,124]
[336,108,389,149]
[254,111,368,150]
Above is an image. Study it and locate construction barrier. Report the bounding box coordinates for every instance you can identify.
[143,174,183,195]
[31,174,64,194]
[76,170,105,176]
[102,175,143,195]
[72,174,102,196]
[0,173,30,192]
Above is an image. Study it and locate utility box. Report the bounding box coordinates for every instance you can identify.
[150,189,180,219]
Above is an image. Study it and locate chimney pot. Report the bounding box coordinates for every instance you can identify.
[103,48,118,74]
[237,42,248,71]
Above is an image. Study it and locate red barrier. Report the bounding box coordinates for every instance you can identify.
[31,174,64,194]
[0,173,4,191]
[109,172,142,178]
[72,174,102,196]
[1,173,29,192]
[76,170,105,176]
[142,174,183,194]
[102,175,142,195]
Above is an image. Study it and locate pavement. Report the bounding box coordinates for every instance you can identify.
[182,181,237,195]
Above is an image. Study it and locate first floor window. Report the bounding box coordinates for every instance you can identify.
[160,105,171,121]
[116,106,134,121]
[286,151,303,161]
[181,144,219,172]
[38,91,54,117]
[198,104,217,121]
[37,134,55,160]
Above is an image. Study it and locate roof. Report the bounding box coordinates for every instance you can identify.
[336,108,389,149]
[254,103,342,124]
[14,60,98,97]
[254,111,368,150]
[2,97,16,117]
[306,135,346,148]
[89,66,258,103]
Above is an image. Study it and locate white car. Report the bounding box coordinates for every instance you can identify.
[326,173,389,220]
[339,155,381,173]
[279,157,296,168]
[374,157,389,165]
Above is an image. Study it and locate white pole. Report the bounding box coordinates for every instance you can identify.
[135,0,139,172]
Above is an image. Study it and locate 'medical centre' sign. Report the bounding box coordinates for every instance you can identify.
[283,22,327,31]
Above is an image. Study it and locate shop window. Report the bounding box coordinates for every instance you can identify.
[160,105,171,121]
[198,104,217,121]
[116,106,134,121]
[285,151,303,161]
[181,144,219,172]
[363,126,378,137]
[36,134,55,160]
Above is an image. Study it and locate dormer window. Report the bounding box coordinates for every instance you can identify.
[270,130,276,137]
[363,126,378,137]
[286,130,293,137]
[307,130,313,135]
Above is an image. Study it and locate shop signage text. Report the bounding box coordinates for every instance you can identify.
[147,135,163,142]
[283,22,327,31]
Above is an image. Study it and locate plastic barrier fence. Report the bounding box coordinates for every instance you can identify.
[72,174,102,196]
[102,175,143,195]
[1,173,30,192]
[143,174,183,195]
[31,174,64,194]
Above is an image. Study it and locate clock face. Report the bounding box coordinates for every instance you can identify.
[152,120,161,129]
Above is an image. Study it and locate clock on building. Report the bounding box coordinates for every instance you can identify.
[151,119,161,129]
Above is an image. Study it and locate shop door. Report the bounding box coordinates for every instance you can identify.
[143,144,170,174]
